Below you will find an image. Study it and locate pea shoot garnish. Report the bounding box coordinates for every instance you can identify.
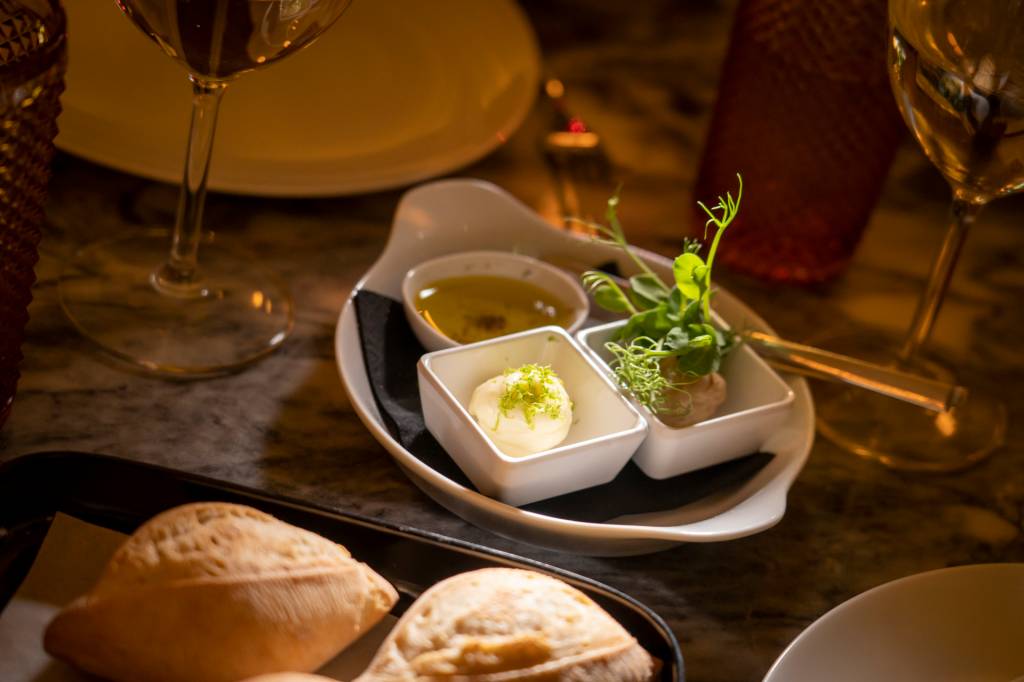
[579,174,743,419]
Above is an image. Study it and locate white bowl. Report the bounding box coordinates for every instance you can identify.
[577,319,794,479]
[417,326,647,506]
[401,250,589,352]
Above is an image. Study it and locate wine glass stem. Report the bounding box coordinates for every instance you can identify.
[898,194,983,363]
[152,77,228,297]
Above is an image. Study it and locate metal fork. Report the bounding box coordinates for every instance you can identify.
[551,261,966,413]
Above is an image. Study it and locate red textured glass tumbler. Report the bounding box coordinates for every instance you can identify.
[694,0,905,284]
[0,0,65,428]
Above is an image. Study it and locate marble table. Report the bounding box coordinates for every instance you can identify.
[3,2,1023,680]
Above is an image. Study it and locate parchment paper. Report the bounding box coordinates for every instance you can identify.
[0,513,394,681]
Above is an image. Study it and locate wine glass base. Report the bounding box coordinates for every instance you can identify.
[59,230,294,376]
[812,331,1007,473]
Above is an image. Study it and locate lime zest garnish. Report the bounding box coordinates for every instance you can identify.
[497,364,566,428]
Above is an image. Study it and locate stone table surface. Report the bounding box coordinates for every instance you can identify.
[3,2,1024,681]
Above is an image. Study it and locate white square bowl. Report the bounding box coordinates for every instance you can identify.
[417,326,648,506]
[577,319,794,479]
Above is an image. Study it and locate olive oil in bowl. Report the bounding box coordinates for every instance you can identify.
[415,275,574,344]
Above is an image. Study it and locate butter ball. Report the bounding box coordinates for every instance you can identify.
[468,365,572,457]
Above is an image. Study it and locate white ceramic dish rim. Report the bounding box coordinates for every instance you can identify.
[418,325,647,465]
[762,563,1024,682]
[334,178,815,545]
[402,251,590,351]
[577,319,795,430]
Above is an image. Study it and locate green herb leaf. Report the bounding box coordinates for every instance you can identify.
[618,308,662,340]
[668,287,683,312]
[594,286,633,313]
[582,271,636,314]
[674,336,720,376]
[629,273,669,309]
[663,326,690,351]
[673,252,705,302]
[680,298,702,325]
[643,306,675,338]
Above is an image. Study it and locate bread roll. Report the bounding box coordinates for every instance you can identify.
[44,502,398,682]
[354,568,654,681]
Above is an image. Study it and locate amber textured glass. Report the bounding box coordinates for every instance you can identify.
[694,0,904,283]
[0,0,65,428]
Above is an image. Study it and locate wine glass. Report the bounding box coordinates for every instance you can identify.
[58,0,353,375]
[815,0,1018,471]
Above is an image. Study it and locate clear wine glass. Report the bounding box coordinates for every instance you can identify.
[815,0,1017,471]
[58,0,353,375]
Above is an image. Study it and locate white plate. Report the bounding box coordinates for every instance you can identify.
[59,1,540,196]
[764,564,1024,682]
[334,179,815,556]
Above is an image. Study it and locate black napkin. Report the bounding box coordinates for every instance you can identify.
[353,290,774,523]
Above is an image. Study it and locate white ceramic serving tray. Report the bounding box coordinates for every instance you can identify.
[335,179,815,556]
